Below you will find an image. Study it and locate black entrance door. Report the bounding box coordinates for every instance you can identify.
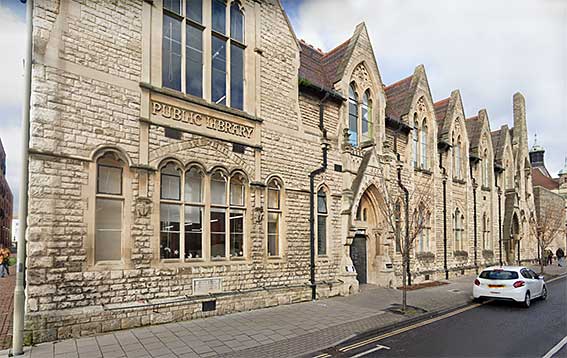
[350,235,367,284]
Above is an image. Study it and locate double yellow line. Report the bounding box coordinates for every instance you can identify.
[311,303,482,358]
[312,275,566,357]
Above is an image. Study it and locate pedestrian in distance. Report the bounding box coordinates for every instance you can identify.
[556,247,565,267]
[0,243,10,278]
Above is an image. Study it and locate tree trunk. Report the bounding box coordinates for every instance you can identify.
[402,253,407,312]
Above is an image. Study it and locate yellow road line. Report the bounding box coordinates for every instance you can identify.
[311,353,331,358]
[340,303,482,352]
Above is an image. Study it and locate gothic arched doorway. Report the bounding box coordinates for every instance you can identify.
[506,213,520,264]
[350,185,394,287]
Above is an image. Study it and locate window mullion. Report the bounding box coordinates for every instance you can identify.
[225,3,231,107]
[180,171,186,261]
[202,0,212,101]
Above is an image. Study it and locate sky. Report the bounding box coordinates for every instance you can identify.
[0,0,566,214]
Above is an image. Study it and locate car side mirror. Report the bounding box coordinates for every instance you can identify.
[538,275,544,280]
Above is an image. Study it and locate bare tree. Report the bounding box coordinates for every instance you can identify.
[374,163,434,312]
[531,204,565,274]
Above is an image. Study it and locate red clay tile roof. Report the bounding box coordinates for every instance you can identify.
[532,167,560,190]
[299,38,352,91]
[434,97,450,138]
[384,75,414,121]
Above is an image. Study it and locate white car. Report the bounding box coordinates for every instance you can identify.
[472,266,547,308]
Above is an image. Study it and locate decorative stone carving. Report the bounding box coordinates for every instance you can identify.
[253,206,264,223]
[352,63,372,90]
[417,96,426,113]
[135,197,152,218]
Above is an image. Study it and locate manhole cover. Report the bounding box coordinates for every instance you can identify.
[449,289,461,293]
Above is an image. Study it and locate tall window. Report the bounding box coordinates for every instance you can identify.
[317,188,328,256]
[210,170,228,258]
[416,209,430,252]
[229,173,246,257]
[95,153,124,262]
[185,167,204,259]
[159,163,247,261]
[455,137,462,179]
[421,120,427,169]
[412,116,419,168]
[361,90,371,142]
[482,149,489,187]
[160,163,182,259]
[162,0,245,109]
[267,179,282,257]
[482,213,490,249]
[348,83,359,146]
[454,208,464,251]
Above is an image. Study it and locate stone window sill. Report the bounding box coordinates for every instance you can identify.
[452,178,466,185]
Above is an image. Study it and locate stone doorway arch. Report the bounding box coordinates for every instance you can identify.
[506,212,521,264]
[351,185,395,287]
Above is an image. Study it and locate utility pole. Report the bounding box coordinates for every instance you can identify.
[12,0,33,355]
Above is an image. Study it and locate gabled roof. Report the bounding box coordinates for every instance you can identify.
[298,23,366,92]
[465,114,484,156]
[532,168,559,190]
[433,97,450,139]
[384,75,414,121]
[491,125,510,165]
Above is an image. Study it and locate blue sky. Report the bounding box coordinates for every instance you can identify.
[1,0,566,214]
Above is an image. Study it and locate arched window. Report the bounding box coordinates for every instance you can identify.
[412,115,419,168]
[482,149,489,187]
[361,90,371,142]
[454,208,464,251]
[348,83,359,146]
[421,120,428,169]
[317,188,328,256]
[95,152,125,262]
[159,164,248,261]
[229,172,246,257]
[210,170,228,258]
[162,0,246,109]
[160,162,182,259]
[184,166,204,259]
[416,208,430,252]
[455,137,462,179]
[267,178,282,257]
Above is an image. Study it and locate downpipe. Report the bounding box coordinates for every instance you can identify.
[439,152,449,280]
[309,92,329,300]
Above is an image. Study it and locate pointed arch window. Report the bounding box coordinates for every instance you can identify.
[455,136,462,179]
[361,90,372,142]
[317,188,328,256]
[348,83,359,146]
[482,149,489,187]
[421,120,428,169]
[412,115,419,168]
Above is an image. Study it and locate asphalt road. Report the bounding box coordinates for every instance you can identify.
[316,275,567,358]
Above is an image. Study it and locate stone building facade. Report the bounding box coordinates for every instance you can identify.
[25,0,541,343]
[0,138,12,249]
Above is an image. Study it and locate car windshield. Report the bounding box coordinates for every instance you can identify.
[479,270,519,280]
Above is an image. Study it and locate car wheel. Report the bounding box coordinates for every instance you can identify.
[523,292,531,308]
[541,286,548,301]
[473,297,482,303]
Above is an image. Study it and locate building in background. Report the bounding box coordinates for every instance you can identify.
[0,138,13,248]
[24,0,543,344]
[530,141,567,252]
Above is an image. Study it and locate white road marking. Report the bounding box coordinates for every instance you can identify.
[350,344,391,358]
[542,335,567,358]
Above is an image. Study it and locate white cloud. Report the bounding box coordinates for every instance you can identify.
[293,0,567,175]
[0,4,25,214]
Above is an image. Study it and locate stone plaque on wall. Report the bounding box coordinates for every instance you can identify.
[193,278,223,295]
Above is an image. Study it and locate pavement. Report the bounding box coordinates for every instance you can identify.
[3,264,566,358]
[0,264,15,351]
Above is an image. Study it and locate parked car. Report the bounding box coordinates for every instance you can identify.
[473,266,547,308]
